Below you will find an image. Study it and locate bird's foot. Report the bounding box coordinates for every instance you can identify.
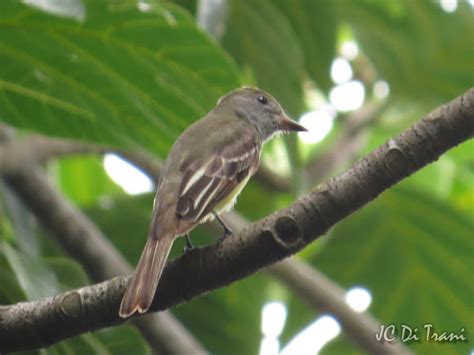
[218,229,233,242]
[213,212,234,242]
[183,233,195,254]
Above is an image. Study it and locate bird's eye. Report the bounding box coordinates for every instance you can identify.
[256,95,268,105]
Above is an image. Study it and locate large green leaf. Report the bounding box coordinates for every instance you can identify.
[95,325,150,355]
[0,0,239,157]
[38,321,150,355]
[222,0,306,117]
[272,0,337,92]
[339,0,474,104]
[0,259,25,304]
[2,243,60,300]
[1,181,40,256]
[312,186,473,354]
[44,256,89,291]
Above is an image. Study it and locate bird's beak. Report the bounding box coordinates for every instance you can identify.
[279,113,308,132]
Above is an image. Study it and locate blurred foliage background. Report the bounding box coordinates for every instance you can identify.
[0,0,472,354]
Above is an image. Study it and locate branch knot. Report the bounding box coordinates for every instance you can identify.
[60,291,83,318]
[384,139,409,175]
[271,216,303,249]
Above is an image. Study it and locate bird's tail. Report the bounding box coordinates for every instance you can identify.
[119,235,174,318]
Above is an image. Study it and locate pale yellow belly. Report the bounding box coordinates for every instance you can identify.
[202,174,251,223]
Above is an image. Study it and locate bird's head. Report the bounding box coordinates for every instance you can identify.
[217,87,307,141]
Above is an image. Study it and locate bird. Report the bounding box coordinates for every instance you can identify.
[119,86,307,318]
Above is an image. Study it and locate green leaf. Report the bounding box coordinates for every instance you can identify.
[272,0,337,92]
[44,256,89,290]
[0,261,26,303]
[222,0,306,116]
[339,0,474,103]
[96,325,150,355]
[43,327,149,355]
[313,186,473,354]
[1,182,40,256]
[0,0,240,157]
[2,243,60,300]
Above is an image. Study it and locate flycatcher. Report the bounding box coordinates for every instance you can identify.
[119,87,307,318]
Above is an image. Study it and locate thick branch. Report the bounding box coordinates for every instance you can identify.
[0,89,472,351]
[2,169,204,353]
[217,212,410,354]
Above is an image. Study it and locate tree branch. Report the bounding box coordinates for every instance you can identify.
[0,89,472,352]
[216,211,410,354]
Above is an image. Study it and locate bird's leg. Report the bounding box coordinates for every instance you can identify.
[184,233,195,254]
[212,212,233,240]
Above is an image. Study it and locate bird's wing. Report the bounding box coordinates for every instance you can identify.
[176,132,260,223]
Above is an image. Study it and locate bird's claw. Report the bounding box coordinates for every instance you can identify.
[183,244,196,254]
[183,233,195,254]
[218,229,233,242]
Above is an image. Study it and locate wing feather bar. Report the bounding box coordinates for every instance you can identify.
[181,166,207,195]
[177,136,260,223]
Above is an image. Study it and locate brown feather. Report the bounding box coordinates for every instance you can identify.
[120,117,263,318]
[176,133,260,224]
[119,235,173,318]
